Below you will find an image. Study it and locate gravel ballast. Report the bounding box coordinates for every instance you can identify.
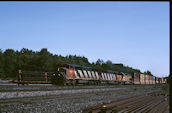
[0,84,168,113]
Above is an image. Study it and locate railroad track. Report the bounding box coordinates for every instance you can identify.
[0,85,128,92]
[83,91,169,113]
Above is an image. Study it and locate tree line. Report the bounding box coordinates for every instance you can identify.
[0,48,153,79]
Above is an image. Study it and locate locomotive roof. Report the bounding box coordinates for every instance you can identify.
[67,63,92,70]
[107,70,118,74]
[68,63,81,67]
[117,72,132,76]
[125,73,132,76]
[62,63,132,76]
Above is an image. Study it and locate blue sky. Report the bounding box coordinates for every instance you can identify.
[0,2,169,77]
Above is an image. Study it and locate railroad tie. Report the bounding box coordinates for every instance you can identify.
[82,91,169,113]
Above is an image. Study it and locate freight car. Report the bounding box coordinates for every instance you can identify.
[15,63,166,85]
[140,74,145,84]
[132,73,163,85]
[133,73,140,84]
[15,70,55,85]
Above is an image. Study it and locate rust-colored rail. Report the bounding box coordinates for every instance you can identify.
[83,91,169,113]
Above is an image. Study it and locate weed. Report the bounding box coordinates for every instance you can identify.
[133,88,137,91]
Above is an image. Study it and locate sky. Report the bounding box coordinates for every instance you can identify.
[0,2,169,77]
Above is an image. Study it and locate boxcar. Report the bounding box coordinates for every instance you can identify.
[140,74,145,84]
[149,76,153,84]
[152,76,156,84]
[145,75,149,84]
[133,73,140,84]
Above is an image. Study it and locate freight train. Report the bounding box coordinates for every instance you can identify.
[16,63,167,85]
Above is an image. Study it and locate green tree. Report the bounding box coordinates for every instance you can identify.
[3,49,17,78]
[0,49,4,78]
[96,59,104,65]
[144,70,153,76]
[0,48,154,79]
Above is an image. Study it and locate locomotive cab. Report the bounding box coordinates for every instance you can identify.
[51,63,70,85]
[52,63,77,85]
